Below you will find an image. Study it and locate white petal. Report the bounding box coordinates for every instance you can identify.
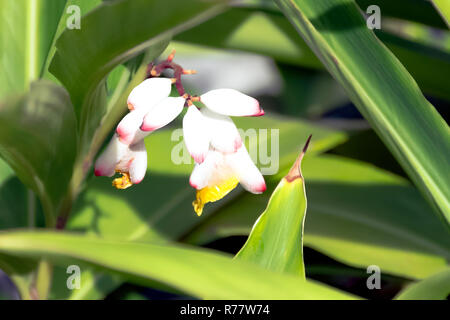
[189,150,222,189]
[182,106,210,163]
[94,135,128,177]
[128,140,148,184]
[141,97,185,132]
[127,78,172,110]
[201,108,242,154]
[228,146,266,194]
[116,108,150,145]
[201,88,263,117]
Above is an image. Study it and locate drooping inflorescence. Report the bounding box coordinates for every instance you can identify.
[95,51,266,215]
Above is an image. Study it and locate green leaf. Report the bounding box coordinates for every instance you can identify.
[186,155,450,280]
[241,0,448,29]
[396,268,450,300]
[431,0,450,27]
[0,81,77,226]
[356,0,447,29]
[41,0,104,82]
[0,231,357,299]
[275,0,450,224]
[375,31,450,102]
[176,6,450,101]
[0,177,28,230]
[49,0,227,163]
[0,0,66,99]
[236,137,311,277]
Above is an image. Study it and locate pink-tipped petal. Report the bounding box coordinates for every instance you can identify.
[141,97,185,132]
[127,78,172,110]
[201,108,242,154]
[94,135,128,177]
[189,151,221,190]
[116,108,150,145]
[201,88,261,117]
[229,145,266,194]
[128,141,148,184]
[251,109,265,117]
[183,106,210,164]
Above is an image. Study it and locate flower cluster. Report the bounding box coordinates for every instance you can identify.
[94,52,266,216]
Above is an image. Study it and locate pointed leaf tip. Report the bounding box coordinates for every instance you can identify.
[286,135,312,182]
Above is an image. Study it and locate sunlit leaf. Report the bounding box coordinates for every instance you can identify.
[396,268,450,300]
[186,155,450,280]
[176,6,450,101]
[431,0,450,27]
[0,0,66,99]
[235,136,311,277]
[275,0,450,224]
[242,0,448,29]
[0,231,357,299]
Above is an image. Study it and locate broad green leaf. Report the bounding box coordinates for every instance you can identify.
[235,137,310,277]
[0,81,77,226]
[396,268,450,300]
[0,231,357,299]
[49,0,227,164]
[375,31,450,102]
[176,7,450,101]
[431,0,450,27]
[275,0,450,224]
[0,0,66,99]
[242,0,448,29]
[186,155,450,280]
[42,0,104,82]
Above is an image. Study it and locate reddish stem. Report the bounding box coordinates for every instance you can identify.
[146,52,200,106]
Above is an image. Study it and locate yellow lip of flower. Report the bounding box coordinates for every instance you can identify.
[192,176,239,216]
[112,171,133,189]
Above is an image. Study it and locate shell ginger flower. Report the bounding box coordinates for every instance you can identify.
[94,77,184,188]
[94,50,266,217]
[183,90,266,216]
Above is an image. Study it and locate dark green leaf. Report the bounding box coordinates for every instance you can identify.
[275,0,450,224]
[0,81,77,226]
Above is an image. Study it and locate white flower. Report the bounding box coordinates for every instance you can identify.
[95,77,182,189]
[126,77,173,110]
[95,79,266,202]
[183,88,263,162]
[94,135,147,188]
[182,89,266,216]
[189,145,266,216]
